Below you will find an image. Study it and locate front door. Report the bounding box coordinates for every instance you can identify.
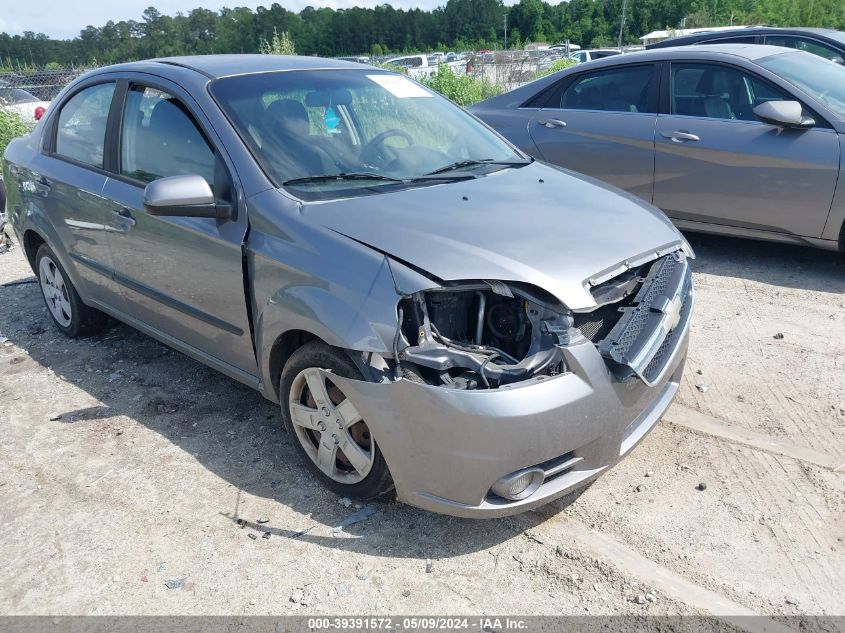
[653,62,840,238]
[102,80,257,378]
[528,63,659,202]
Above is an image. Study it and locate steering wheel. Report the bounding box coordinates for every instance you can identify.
[360,129,414,168]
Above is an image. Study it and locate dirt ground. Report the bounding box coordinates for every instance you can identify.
[1,232,843,621]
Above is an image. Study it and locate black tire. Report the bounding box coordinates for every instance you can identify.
[279,340,393,500]
[35,243,107,337]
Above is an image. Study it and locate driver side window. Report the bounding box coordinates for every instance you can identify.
[671,63,792,122]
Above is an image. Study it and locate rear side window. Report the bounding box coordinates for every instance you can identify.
[119,85,214,185]
[54,82,115,168]
[558,66,654,113]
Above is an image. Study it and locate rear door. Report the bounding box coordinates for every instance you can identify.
[26,80,126,311]
[101,78,258,379]
[653,61,840,237]
[528,63,659,202]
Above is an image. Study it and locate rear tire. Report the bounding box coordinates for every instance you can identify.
[36,244,107,337]
[279,340,393,500]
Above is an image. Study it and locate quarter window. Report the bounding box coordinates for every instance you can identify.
[54,82,115,168]
[120,86,214,185]
[558,66,654,113]
[671,63,791,121]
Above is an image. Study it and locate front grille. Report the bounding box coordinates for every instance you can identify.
[581,252,693,386]
[642,276,693,383]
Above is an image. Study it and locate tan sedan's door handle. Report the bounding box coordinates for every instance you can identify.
[662,130,700,143]
[538,118,567,128]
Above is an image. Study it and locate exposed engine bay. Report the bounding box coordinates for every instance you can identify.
[395,281,576,390]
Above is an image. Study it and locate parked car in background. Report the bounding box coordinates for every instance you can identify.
[4,55,693,517]
[383,54,465,78]
[645,26,845,64]
[335,56,371,64]
[471,44,845,251]
[0,85,49,121]
[568,48,623,63]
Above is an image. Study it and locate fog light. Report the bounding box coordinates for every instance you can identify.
[491,467,544,501]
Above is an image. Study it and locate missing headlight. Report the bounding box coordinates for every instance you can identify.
[395,282,572,389]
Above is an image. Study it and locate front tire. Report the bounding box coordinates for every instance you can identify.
[36,244,107,337]
[279,341,393,500]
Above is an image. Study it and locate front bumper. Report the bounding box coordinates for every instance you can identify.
[329,322,689,518]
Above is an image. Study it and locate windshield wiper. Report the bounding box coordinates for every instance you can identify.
[282,172,403,186]
[425,158,532,175]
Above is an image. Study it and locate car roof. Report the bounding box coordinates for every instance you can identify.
[590,43,793,65]
[100,54,372,80]
[650,26,842,45]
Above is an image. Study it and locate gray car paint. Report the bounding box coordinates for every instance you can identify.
[4,55,693,517]
[470,45,845,250]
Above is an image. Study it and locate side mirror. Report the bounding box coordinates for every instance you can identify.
[143,174,232,219]
[753,100,815,129]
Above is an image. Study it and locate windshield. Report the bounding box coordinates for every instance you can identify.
[210,69,522,197]
[758,51,845,119]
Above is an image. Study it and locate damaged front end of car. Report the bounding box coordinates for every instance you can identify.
[310,247,693,517]
[387,247,693,393]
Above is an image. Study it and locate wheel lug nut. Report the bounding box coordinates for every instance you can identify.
[322,407,330,417]
[317,422,326,431]
[332,434,339,445]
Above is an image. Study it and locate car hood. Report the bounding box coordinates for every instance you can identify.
[299,162,688,310]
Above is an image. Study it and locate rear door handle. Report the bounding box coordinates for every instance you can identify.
[538,118,567,128]
[661,130,700,143]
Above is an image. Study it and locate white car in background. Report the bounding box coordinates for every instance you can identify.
[0,86,50,122]
[568,48,623,63]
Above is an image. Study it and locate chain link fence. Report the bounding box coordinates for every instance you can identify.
[0,66,96,102]
[465,50,571,91]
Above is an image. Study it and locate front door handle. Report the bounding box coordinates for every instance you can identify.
[538,118,567,129]
[111,208,136,230]
[661,130,700,143]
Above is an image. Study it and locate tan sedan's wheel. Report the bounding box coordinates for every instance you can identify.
[280,341,393,499]
[35,243,107,337]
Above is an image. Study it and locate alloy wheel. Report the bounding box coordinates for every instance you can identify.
[39,256,72,328]
[288,367,375,484]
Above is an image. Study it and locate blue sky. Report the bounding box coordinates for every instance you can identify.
[2,0,537,40]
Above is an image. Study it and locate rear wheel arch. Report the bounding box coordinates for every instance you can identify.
[23,229,46,272]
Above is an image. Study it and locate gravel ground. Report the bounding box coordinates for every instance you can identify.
[0,233,843,620]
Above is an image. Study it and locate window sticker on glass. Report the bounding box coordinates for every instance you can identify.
[324,105,341,133]
[366,74,433,98]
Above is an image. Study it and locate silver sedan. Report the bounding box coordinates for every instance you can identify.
[4,56,693,517]
[471,44,845,251]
